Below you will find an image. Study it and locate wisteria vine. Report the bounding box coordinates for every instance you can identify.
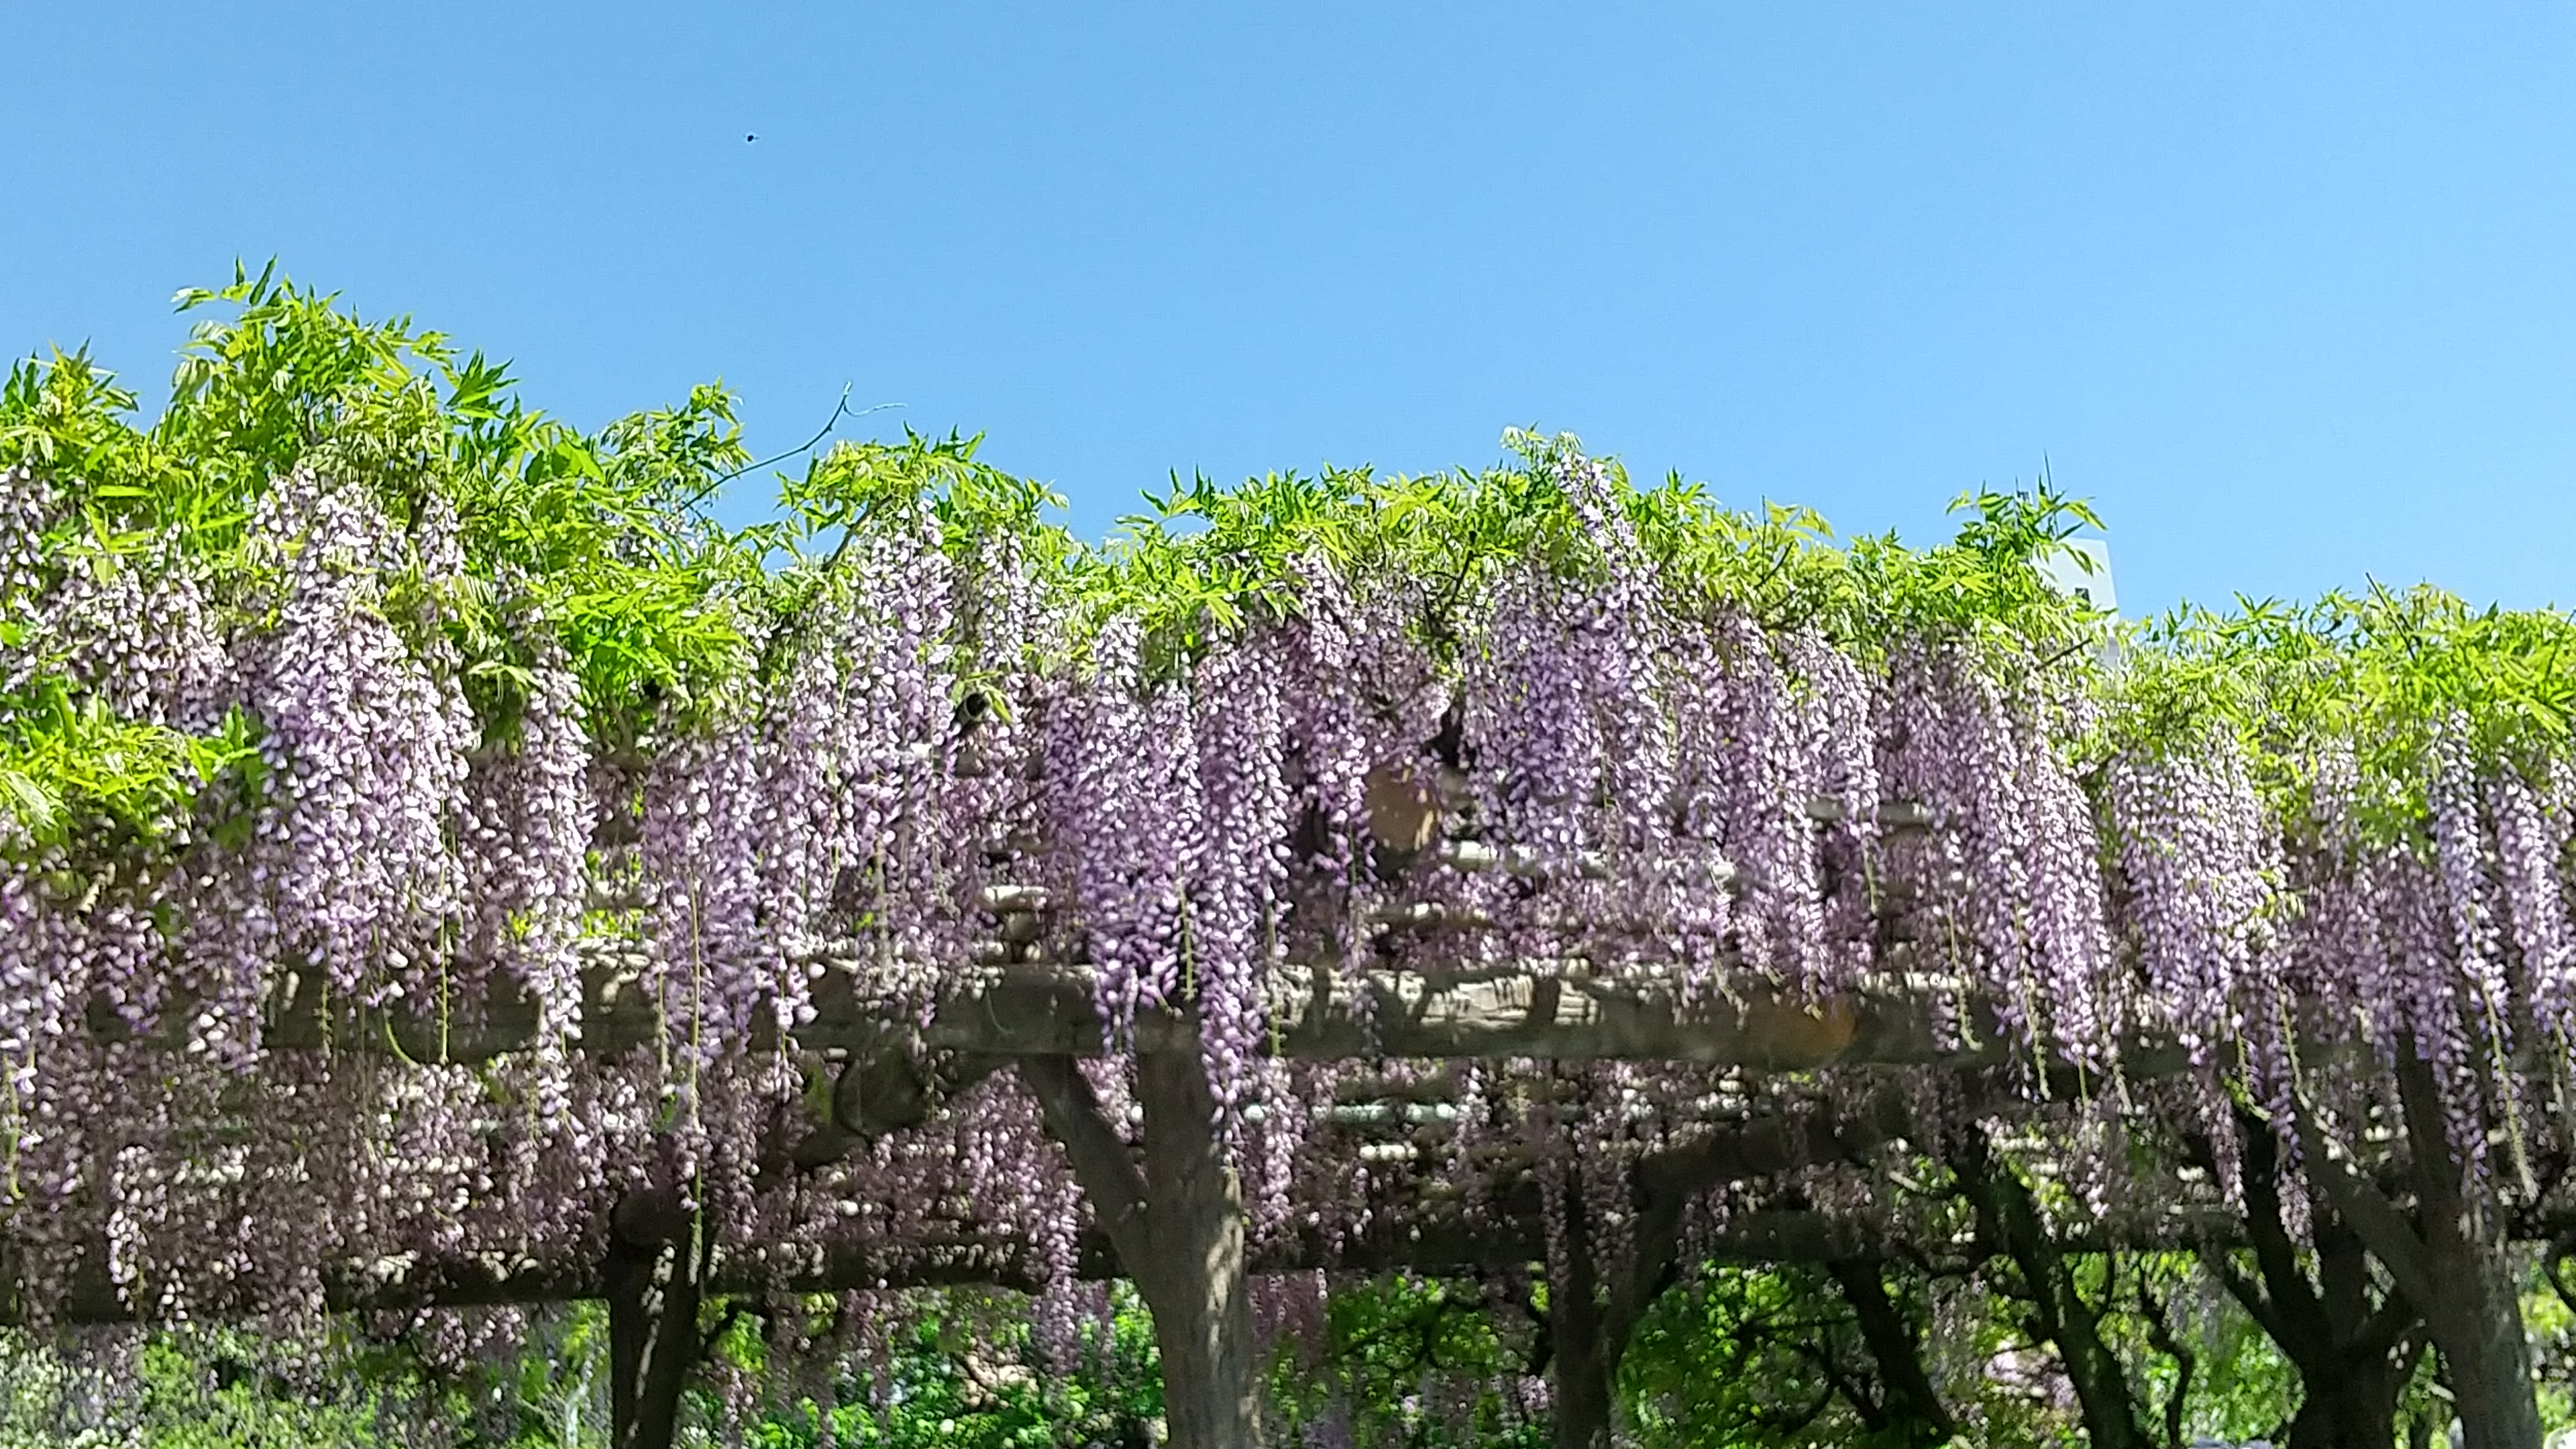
[1,277,2571,1443]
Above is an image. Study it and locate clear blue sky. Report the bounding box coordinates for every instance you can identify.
[4,3,2571,615]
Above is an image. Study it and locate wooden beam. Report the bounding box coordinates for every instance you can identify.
[149,947,2087,1073]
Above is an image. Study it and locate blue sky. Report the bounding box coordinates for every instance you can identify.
[3,3,2571,615]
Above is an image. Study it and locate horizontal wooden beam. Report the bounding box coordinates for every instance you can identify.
[158,945,2071,1074]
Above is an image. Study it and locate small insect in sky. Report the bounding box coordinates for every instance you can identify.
[745,133,758,142]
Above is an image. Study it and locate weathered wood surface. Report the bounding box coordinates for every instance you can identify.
[175,948,2052,1072]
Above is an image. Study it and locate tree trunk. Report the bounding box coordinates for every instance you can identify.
[1021,1046,1263,1449]
[604,1194,706,1449]
[1827,1257,1958,1448]
[1134,1047,1263,1449]
[1534,1079,1907,1449]
[2391,1055,2538,1449]
[1548,1186,1617,1449]
[2422,1251,2542,1449]
[2208,1110,2421,1449]
[2285,1353,2416,1449]
[1955,1131,2155,1449]
[2285,1222,2420,1449]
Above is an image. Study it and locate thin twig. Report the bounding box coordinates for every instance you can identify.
[680,387,902,509]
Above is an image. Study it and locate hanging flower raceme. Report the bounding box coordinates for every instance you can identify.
[1189,634,1293,1123]
[639,727,771,1076]
[250,472,476,1019]
[758,517,965,1017]
[1709,614,1825,987]
[1045,617,1199,1045]
[2104,722,2275,1069]
[2493,763,2576,1056]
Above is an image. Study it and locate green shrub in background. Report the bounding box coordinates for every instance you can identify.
[1262,1273,1550,1449]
